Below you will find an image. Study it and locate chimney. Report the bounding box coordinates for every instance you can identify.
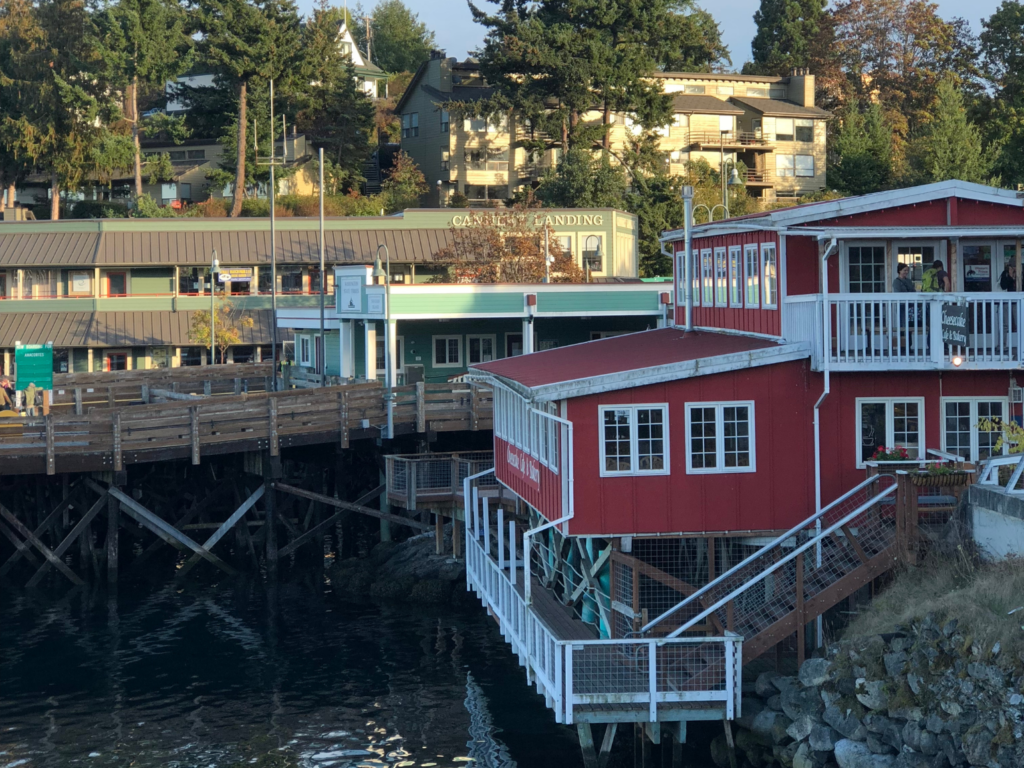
[788,68,815,107]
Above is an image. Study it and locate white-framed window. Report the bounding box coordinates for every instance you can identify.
[298,335,312,366]
[583,235,603,272]
[728,245,742,307]
[775,118,795,141]
[941,398,1008,463]
[701,249,714,306]
[493,383,559,473]
[685,401,755,474]
[375,336,405,374]
[714,247,728,306]
[856,398,924,467]
[761,243,778,308]
[556,235,573,257]
[795,119,814,142]
[746,86,768,98]
[775,154,795,177]
[896,243,938,290]
[441,110,450,132]
[683,85,705,94]
[401,112,419,138]
[795,155,814,177]
[693,251,701,306]
[432,335,461,368]
[744,244,760,308]
[599,404,669,477]
[845,243,886,293]
[467,334,496,364]
[440,149,450,171]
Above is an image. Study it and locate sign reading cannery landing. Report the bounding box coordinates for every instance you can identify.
[941,304,969,347]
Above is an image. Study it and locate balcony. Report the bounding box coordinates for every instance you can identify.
[786,293,1024,371]
[742,169,773,186]
[685,131,772,150]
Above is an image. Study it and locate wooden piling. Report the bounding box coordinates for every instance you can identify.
[106,489,119,583]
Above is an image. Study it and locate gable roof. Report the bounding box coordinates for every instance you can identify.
[672,94,744,115]
[662,180,1024,241]
[728,96,830,119]
[470,327,810,401]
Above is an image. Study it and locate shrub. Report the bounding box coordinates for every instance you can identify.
[69,200,130,219]
[188,198,230,218]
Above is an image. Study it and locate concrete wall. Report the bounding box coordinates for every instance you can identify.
[966,484,1024,559]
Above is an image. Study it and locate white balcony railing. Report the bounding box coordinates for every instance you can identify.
[785,293,1024,370]
[464,472,742,724]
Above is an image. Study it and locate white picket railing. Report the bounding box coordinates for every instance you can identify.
[977,454,1024,495]
[785,293,1024,370]
[464,472,742,725]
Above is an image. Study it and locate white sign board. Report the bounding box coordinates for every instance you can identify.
[367,294,384,314]
[339,276,361,312]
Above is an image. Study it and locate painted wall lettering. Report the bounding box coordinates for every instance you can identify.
[450,214,604,228]
[505,444,541,491]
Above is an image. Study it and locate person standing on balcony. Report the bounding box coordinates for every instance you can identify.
[922,260,951,292]
[1000,263,1016,291]
[893,263,916,293]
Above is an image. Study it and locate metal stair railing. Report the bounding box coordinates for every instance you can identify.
[639,474,898,640]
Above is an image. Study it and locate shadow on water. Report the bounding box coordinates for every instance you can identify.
[0,578,591,768]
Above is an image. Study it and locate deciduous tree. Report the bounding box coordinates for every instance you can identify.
[352,0,435,74]
[188,300,255,364]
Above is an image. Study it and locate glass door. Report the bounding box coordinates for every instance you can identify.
[106,272,127,297]
[961,244,992,292]
[1000,243,1018,291]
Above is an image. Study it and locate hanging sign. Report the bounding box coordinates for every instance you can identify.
[218,268,253,283]
[15,343,54,390]
[941,304,969,347]
[338,276,362,313]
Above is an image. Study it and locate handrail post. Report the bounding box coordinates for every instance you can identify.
[648,640,657,722]
[930,299,944,366]
[509,519,516,586]
[498,507,505,569]
[564,644,574,724]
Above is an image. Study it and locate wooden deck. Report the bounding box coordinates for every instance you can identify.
[0,375,493,476]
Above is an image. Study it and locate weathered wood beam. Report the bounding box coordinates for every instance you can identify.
[0,486,79,576]
[0,504,84,586]
[26,491,109,588]
[151,388,205,401]
[273,482,429,532]
[0,517,43,569]
[176,485,265,578]
[277,484,386,558]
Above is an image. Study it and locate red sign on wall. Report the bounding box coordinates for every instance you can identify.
[505,443,541,491]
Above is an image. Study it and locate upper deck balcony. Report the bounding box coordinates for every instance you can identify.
[685,130,772,150]
[785,293,1024,371]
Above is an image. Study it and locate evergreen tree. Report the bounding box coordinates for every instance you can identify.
[534,149,628,209]
[296,1,376,193]
[979,0,1024,186]
[745,0,827,76]
[353,0,435,74]
[0,0,35,208]
[94,0,191,197]
[828,100,894,194]
[908,77,994,184]
[192,0,302,217]
[380,150,427,211]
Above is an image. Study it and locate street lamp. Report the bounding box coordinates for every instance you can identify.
[210,250,219,365]
[372,244,394,439]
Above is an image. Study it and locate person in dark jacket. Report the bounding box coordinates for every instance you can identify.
[1000,263,1017,291]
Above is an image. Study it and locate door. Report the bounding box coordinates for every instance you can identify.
[150,347,171,369]
[506,333,523,357]
[107,272,127,297]
[104,352,128,371]
[961,244,992,292]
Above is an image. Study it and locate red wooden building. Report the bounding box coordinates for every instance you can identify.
[460,180,1024,755]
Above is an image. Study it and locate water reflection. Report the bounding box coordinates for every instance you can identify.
[0,582,584,768]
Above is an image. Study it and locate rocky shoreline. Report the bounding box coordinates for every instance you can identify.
[715,614,1023,768]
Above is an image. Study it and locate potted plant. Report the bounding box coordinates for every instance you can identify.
[909,461,972,487]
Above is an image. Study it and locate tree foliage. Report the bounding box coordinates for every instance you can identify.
[978,0,1024,188]
[907,77,995,185]
[828,100,894,195]
[431,207,584,284]
[352,0,435,74]
[188,299,255,364]
[380,150,427,212]
[745,0,827,76]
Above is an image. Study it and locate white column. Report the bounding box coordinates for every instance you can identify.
[340,320,355,379]
[387,320,398,387]
[364,321,377,381]
[522,318,535,355]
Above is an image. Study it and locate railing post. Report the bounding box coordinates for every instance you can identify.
[509,519,517,586]
[930,300,944,366]
[408,461,417,512]
[648,640,658,722]
[471,486,479,538]
[74,387,82,416]
[554,642,563,723]
[564,644,574,724]
[483,497,490,554]
[795,551,805,667]
[416,381,425,433]
[725,639,736,720]
[524,533,533,604]
[498,508,505,569]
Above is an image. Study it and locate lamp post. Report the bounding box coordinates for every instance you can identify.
[210,251,219,365]
[318,147,326,386]
[372,244,393,439]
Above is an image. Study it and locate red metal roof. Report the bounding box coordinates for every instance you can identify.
[472,328,781,389]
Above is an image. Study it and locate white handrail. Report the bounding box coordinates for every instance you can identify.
[639,473,890,634]
[666,480,897,638]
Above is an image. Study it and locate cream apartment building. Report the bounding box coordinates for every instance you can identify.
[397,54,829,208]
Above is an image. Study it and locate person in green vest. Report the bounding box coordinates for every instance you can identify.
[922,260,950,292]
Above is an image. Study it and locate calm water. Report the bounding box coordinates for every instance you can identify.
[0,580,598,768]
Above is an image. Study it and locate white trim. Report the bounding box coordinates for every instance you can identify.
[714,246,728,307]
[744,244,760,309]
[691,325,783,341]
[470,340,810,402]
[297,334,313,366]
[684,401,756,474]
[840,240,887,293]
[701,249,713,306]
[466,334,498,365]
[728,245,742,308]
[693,250,702,307]
[761,242,778,309]
[432,334,462,368]
[598,403,671,477]
[855,397,926,469]
[939,396,1009,463]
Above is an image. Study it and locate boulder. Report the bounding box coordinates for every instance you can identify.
[752,709,793,745]
[800,658,834,687]
[709,733,732,768]
[866,733,897,756]
[756,671,783,698]
[783,685,826,720]
[901,723,922,752]
[962,727,994,766]
[884,652,909,677]
[736,696,766,730]
[834,739,896,768]
[788,715,818,742]
[810,724,840,752]
[856,679,890,711]
[894,752,931,768]
[825,706,868,742]
[793,742,815,768]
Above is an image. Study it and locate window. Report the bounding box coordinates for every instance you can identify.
[714,247,728,306]
[685,402,755,474]
[897,244,936,291]
[401,112,419,138]
[600,405,669,476]
[467,334,496,364]
[847,245,886,293]
[187,149,206,160]
[494,384,559,473]
[465,148,509,170]
[746,87,768,98]
[728,246,742,306]
[701,249,714,305]
[795,119,814,142]
[441,110,450,133]
[298,335,312,366]
[433,335,461,367]
[693,251,701,306]
[280,267,303,293]
[440,149,450,171]
[167,150,187,161]
[857,399,924,467]
[744,244,760,308]
[775,154,795,177]
[376,337,405,374]
[775,119,795,142]
[769,88,787,99]
[683,85,705,94]
[795,155,814,177]
[761,243,778,308]
[942,399,1007,463]
[464,117,487,132]
[717,86,734,95]
[556,235,572,258]
[583,236,603,272]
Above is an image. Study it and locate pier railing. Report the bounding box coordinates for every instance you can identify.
[464,472,742,724]
[386,451,500,510]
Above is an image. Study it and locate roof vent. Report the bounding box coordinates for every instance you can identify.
[430,49,446,60]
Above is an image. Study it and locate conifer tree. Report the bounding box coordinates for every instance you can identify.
[828,99,894,194]
[745,0,826,75]
[909,77,994,184]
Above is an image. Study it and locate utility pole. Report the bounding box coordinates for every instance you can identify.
[257,79,285,390]
[361,15,373,61]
